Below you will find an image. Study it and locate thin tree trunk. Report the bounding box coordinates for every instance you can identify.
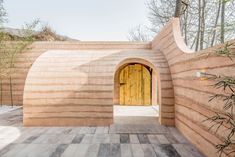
[190,34,197,49]
[174,0,182,17]
[9,52,15,107]
[195,0,201,51]
[221,0,226,43]
[0,79,2,107]
[200,0,206,50]
[184,9,189,45]
[9,76,13,107]
[211,0,221,46]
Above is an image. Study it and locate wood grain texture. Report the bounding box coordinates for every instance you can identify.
[119,64,151,106]
[152,18,235,157]
[7,17,235,157]
[23,48,174,126]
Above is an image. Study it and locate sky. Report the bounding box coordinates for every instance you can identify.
[3,0,150,41]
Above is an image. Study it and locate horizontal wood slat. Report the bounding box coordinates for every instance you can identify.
[152,18,235,157]
[21,45,174,126]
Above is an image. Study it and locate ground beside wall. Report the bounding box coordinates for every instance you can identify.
[152,18,235,157]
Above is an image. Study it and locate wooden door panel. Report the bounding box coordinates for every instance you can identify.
[119,64,151,106]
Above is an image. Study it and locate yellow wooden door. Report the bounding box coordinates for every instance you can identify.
[119,64,151,106]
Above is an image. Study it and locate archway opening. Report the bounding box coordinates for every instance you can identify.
[114,61,160,124]
[119,63,151,106]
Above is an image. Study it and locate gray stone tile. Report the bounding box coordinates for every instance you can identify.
[110,144,121,157]
[152,144,181,157]
[61,144,90,157]
[71,134,85,144]
[169,127,189,144]
[137,134,150,144]
[165,134,179,144]
[0,109,206,157]
[93,134,110,144]
[183,145,205,157]
[81,134,94,144]
[120,134,130,144]
[103,127,109,134]
[57,134,75,144]
[110,134,120,143]
[97,143,110,157]
[69,127,81,134]
[121,144,133,157]
[3,144,57,157]
[22,135,39,144]
[60,144,77,157]
[141,144,157,157]
[114,117,160,125]
[173,144,193,157]
[33,134,75,144]
[173,144,204,157]
[147,135,159,144]
[79,127,96,134]
[0,144,19,156]
[85,144,100,157]
[130,134,140,144]
[156,135,170,144]
[20,127,46,136]
[95,127,109,134]
[50,144,69,157]
[131,144,144,157]
[109,124,168,134]
[12,134,34,144]
[45,127,72,134]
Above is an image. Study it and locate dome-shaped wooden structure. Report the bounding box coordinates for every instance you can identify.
[19,18,235,156]
[23,49,174,126]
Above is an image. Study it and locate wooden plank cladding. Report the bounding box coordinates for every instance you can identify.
[23,48,174,126]
[7,17,235,156]
[152,18,235,157]
[1,42,151,106]
[119,64,151,106]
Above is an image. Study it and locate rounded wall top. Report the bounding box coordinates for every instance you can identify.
[172,18,194,54]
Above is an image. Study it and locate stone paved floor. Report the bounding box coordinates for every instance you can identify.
[0,108,205,157]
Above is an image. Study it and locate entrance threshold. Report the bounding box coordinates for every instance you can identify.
[114,105,159,117]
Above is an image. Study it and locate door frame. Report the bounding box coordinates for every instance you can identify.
[114,58,160,107]
[119,63,152,106]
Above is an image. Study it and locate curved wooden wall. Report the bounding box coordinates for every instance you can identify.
[4,17,233,157]
[152,18,235,157]
[23,49,174,126]
[114,57,175,125]
[1,42,151,106]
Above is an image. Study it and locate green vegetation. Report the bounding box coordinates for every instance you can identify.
[0,0,38,107]
[0,20,39,106]
[204,42,235,156]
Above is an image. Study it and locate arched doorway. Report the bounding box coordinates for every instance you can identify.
[119,63,152,106]
[114,59,160,107]
[114,59,160,121]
